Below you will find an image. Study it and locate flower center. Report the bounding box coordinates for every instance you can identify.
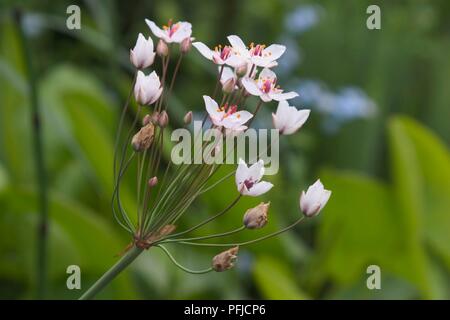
[249,43,266,57]
[244,179,255,190]
[218,103,239,119]
[163,19,180,37]
[215,45,232,60]
[261,79,274,93]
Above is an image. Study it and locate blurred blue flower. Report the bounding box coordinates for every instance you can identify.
[284,4,322,35]
[295,80,377,132]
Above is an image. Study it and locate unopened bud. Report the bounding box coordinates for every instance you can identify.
[180,37,192,54]
[158,110,169,127]
[131,123,155,151]
[157,39,169,57]
[235,63,248,78]
[143,114,151,126]
[222,77,236,94]
[184,111,193,125]
[148,176,158,187]
[243,202,270,229]
[212,246,239,272]
[150,111,160,124]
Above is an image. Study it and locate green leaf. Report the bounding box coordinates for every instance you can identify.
[0,187,137,299]
[253,255,308,300]
[313,171,399,282]
[389,116,450,272]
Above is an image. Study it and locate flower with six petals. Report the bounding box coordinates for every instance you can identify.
[146,19,192,44]
[235,159,273,197]
[242,68,298,102]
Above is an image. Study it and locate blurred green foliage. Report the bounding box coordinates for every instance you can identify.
[0,0,449,299]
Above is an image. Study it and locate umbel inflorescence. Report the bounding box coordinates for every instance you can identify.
[105,18,331,289]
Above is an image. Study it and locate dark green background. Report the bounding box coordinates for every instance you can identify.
[0,0,449,299]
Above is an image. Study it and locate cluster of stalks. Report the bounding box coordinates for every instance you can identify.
[79,21,329,300]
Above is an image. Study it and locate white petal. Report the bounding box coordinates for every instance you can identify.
[251,56,274,68]
[192,42,214,60]
[264,44,286,61]
[225,54,247,68]
[247,159,265,181]
[282,109,310,135]
[203,95,223,119]
[270,91,299,101]
[241,78,262,96]
[259,68,277,81]
[261,94,272,102]
[235,158,250,191]
[227,35,247,51]
[145,19,166,39]
[220,67,236,84]
[319,190,332,211]
[245,181,273,197]
[171,22,192,43]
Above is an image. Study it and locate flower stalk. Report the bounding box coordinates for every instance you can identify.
[15,9,49,300]
[79,246,143,300]
[79,18,332,300]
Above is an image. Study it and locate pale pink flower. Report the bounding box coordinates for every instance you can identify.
[145,19,192,44]
[300,180,331,217]
[130,33,156,69]
[203,95,252,131]
[235,159,273,197]
[134,71,163,105]
[272,101,310,135]
[227,35,286,68]
[242,68,298,102]
[192,42,235,65]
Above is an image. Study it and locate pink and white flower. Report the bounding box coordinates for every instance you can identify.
[227,35,286,68]
[192,42,235,65]
[134,70,163,106]
[130,33,156,69]
[300,180,331,217]
[235,159,274,197]
[242,68,298,102]
[272,101,310,135]
[203,95,252,131]
[145,19,192,44]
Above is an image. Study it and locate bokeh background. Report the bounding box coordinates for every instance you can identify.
[1,0,449,299]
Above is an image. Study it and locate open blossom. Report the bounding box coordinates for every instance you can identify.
[236,159,273,197]
[130,33,156,69]
[134,71,163,105]
[227,35,286,68]
[204,95,252,131]
[192,42,236,65]
[300,180,331,217]
[242,68,298,102]
[272,100,310,135]
[145,19,192,44]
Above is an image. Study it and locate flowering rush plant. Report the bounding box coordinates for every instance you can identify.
[79,19,331,299]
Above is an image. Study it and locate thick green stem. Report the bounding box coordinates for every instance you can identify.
[15,9,49,300]
[79,246,143,300]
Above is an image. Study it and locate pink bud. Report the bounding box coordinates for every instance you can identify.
[148,176,158,187]
[180,37,192,54]
[184,111,193,125]
[157,39,169,57]
[158,110,169,127]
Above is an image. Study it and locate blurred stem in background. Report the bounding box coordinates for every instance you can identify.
[14,9,49,299]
